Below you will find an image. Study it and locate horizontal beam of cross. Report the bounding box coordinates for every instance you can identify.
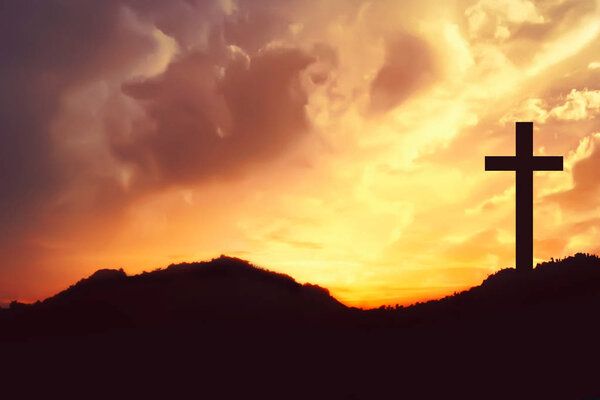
[485,156,563,171]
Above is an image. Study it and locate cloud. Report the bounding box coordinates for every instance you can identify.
[0,1,159,243]
[465,0,545,40]
[368,34,435,113]
[500,98,551,124]
[550,89,600,121]
[501,89,600,124]
[548,133,600,211]
[0,0,319,238]
[224,3,291,53]
[0,0,319,300]
[117,44,316,188]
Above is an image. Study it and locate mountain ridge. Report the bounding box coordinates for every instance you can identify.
[2,255,347,339]
[4,252,600,333]
[6,252,600,310]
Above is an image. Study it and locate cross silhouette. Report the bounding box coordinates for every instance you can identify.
[485,122,563,271]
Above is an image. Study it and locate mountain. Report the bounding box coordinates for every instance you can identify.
[2,255,346,338]
[2,253,600,399]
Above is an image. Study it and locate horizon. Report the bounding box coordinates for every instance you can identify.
[0,253,476,309]
[2,0,600,308]
[2,251,592,310]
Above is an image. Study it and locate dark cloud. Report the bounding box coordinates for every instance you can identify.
[0,0,317,229]
[118,45,315,188]
[368,33,435,113]
[0,0,157,242]
[0,0,319,301]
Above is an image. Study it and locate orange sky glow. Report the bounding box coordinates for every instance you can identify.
[2,0,600,308]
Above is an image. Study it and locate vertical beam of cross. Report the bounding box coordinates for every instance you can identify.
[485,122,563,271]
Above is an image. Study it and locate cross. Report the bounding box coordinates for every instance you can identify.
[485,122,563,271]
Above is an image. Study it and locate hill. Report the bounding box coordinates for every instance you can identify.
[2,253,600,399]
[367,252,600,326]
[1,255,346,338]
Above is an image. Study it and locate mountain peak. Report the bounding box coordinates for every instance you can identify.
[87,268,127,281]
[13,255,345,335]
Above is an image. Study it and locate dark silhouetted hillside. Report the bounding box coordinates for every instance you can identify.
[2,253,600,399]
[2,255,345,339]
[366,252,600,326]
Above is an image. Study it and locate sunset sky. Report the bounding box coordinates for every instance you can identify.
[2,0,600,308]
